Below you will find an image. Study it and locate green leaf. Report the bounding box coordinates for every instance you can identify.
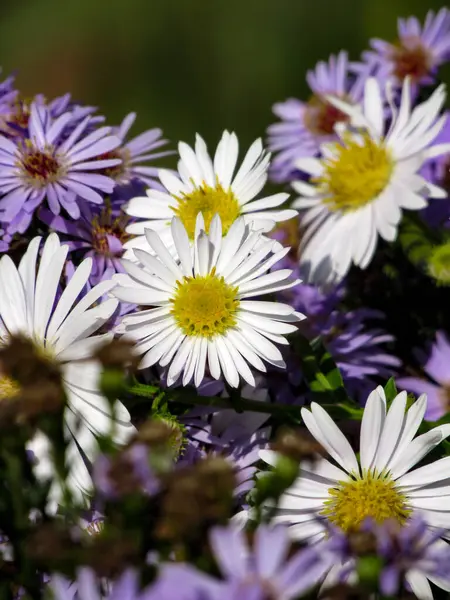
[398,213,438,268]
[383,377,398,404]
[291,333,350,404]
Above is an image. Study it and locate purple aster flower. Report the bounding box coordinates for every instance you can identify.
[99,112,172,201]
[317,518,450,596]
[372,517,450,597]
[49,568,167,600]
[354,8,450,91]
[398,331,450,421]
[0,92,103,140]
[93,443,161,500]
[41,198,132,285]
[0,101,121,222]
[181,383,271,498]
[267,51,365,182]
[271,223,400,401]
[208,524,328,599]
[296,284,400,400]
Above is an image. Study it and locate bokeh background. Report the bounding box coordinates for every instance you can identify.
[1,0,449,152]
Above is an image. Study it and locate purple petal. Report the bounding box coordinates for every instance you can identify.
[254,526,290,579]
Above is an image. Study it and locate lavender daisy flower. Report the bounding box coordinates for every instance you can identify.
[102,112,172,199]
[0,101,121,222]
[317,518,450,598]
[297,284,400,400]
[354,8,450,90]
[49,568,161,600]
[182,383,271,498]
[42,198,132,285]
[373,517,450,597]
[270,222,400,401]
[398,331,450,421]
[0,92,102,141]
[208,524,328,599]
[267,51,365,182]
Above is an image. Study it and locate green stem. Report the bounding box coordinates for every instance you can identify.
[127,383,302,422]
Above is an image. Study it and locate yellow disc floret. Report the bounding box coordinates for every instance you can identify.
[316,134,393,213]
[171,271,239,338]
[0,375,20,401]
[321,471,410,532]
[171,182,241,240]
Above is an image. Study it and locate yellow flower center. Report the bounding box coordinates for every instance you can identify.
[0,375,21,401]
[321,471,410,532]
[170,271,239,338]
[171,182,241,240]
[315,135,393,213]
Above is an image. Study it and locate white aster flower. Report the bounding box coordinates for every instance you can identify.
[113,214,303,388]
[0,234,134,506]
[123,130,297,257]
[260,386,450,598]
[293,77,450,285]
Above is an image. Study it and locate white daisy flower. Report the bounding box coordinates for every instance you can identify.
[123,130,297,257]
[0,234,134,507]
[260,386,450,597]
[113,214,303,388]
[293,77,450,285]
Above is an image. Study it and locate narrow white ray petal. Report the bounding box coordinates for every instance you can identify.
[34,242,68,341]
[167,337,193,386]
[133,248,178,286]
[222,336,256,386]
[0,255,27,335]
[404,570,433,600]
[18,235,41,331]
[391,425,450,480]
[372,391,407,473]
[194,337,208,387]
[385,394,427,473]
[207,338,221,380]
[310,403,360,474]
[171,217,194,277]
[144,229,183,280]
[182,337,200,386]
[47,258,92,342]
[397,456,450,488]
[194,134,215,186]
[359,386,386,472]
[215,336,240,388]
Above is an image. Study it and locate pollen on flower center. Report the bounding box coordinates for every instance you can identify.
[18,143,64,188]
[171,182,241,240]
[170,271,239,338]
[92,207,130,256]
[316,134,393,212]
[98,148,128,182]
[391,39,432,81]
[0,375,20,401]
[303,94,350,136]
[321,472,410,532]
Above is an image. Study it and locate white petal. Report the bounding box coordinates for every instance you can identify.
[359,386,386,472]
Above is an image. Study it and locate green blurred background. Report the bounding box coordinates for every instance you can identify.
[1,0,449,150]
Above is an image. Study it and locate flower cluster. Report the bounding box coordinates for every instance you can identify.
[2,7,450,600]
